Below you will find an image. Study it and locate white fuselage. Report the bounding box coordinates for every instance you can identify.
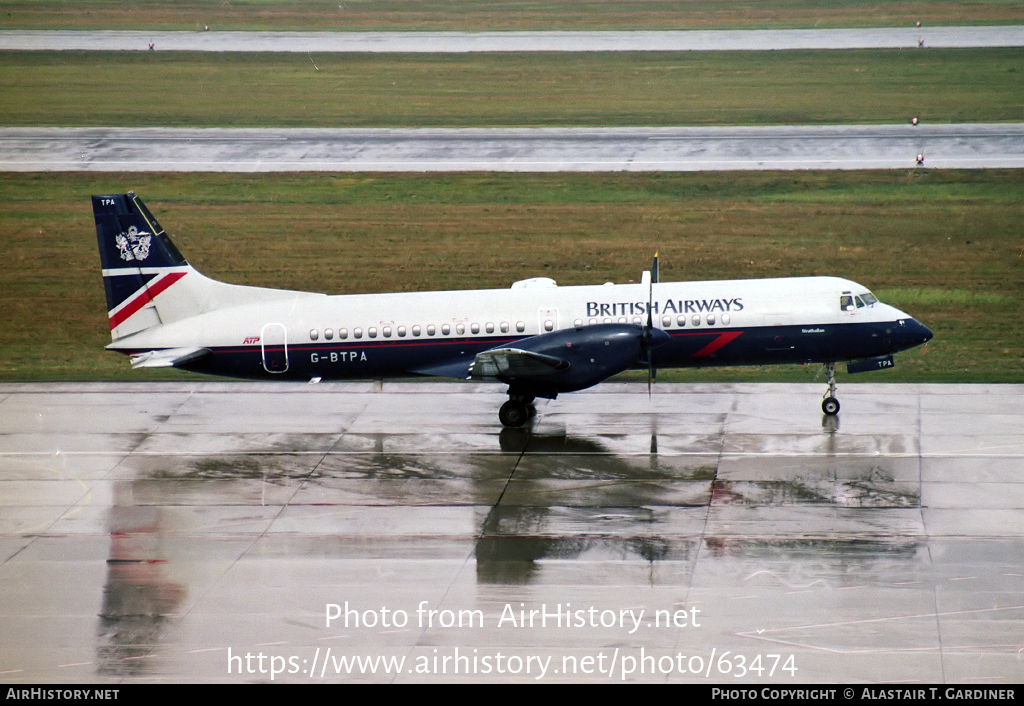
[112,274,906,354]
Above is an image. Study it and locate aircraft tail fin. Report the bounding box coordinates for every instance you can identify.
[94,192,313,343]
[93,192,186,271]
[93,192,197,340]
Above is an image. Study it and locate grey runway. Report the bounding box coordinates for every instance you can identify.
[1,381,1023,682]
[2,27,1024,52]
[4,124,1023,172]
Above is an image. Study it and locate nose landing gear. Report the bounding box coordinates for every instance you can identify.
[822,362,840,415]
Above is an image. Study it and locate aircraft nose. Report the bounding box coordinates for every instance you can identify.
[902,318,933,348]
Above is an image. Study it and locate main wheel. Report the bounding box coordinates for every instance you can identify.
[499,400,529,427]
[822,397,840,416]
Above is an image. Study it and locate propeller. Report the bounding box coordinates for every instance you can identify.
[644,252,659,397]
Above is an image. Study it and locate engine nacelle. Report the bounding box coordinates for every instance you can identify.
[508,323,668,396]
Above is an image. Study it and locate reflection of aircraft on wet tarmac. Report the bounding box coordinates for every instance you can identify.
[485,428,921,583]
[94,193,932,427]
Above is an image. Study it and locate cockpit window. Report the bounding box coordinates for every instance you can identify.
[861,292,878,306]
[840,294,855,311]
[855,295,865,308]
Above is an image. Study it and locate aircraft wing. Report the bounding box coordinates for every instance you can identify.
[417,324,660,396]
[469,348,569,381]
[129,347,211,369]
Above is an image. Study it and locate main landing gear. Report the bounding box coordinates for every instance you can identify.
[822,362,840,416]
[498,393,536,428]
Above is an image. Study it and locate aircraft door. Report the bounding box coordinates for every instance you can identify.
[261,323,289,373]
[538,308,558,333]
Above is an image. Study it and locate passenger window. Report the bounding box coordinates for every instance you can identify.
[573,319,582,328]
[383,327,392,337]
[354,328,362,339]
[545,320,555,331]
[456,324,465,335]
[662,315,671,327]
[309,329,319,341]
[471,323,480,334]
[325,328,334,340]
[339,328,348,339]
[633,316,641,324]
[677,315,686,327]
[707,314,716,325]
[516,321,525,333]
[368,327,377,338]
[692,314,701,327]
[617,317,625,324]
[398,326,406,337]
[486,322,494,333]
[427,325,436,336]
[500,322,509,333]
[722,313,731,325]
[442,324,450,335]
[589,318,597,326]
[412,326,421,336]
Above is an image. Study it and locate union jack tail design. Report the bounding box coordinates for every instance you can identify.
[93,192,191,340]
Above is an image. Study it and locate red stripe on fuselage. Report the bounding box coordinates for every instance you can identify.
[108,271,186,330]
[670,330,744,358]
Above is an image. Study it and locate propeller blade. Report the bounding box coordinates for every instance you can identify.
[646,251,659,328]
[646,251,658,398]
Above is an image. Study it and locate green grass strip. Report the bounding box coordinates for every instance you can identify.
[876,287,1011,307]
[2,49,1022,127]
[3,0,1024,31]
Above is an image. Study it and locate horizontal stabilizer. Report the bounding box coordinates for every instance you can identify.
[130,347,210,369]
[470,348,569,381]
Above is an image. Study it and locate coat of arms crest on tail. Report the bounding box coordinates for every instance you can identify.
[115,225,152,261]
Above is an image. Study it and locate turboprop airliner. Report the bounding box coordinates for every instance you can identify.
[94,192,933,427]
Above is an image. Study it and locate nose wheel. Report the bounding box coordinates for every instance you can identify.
[822,362,840,416]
